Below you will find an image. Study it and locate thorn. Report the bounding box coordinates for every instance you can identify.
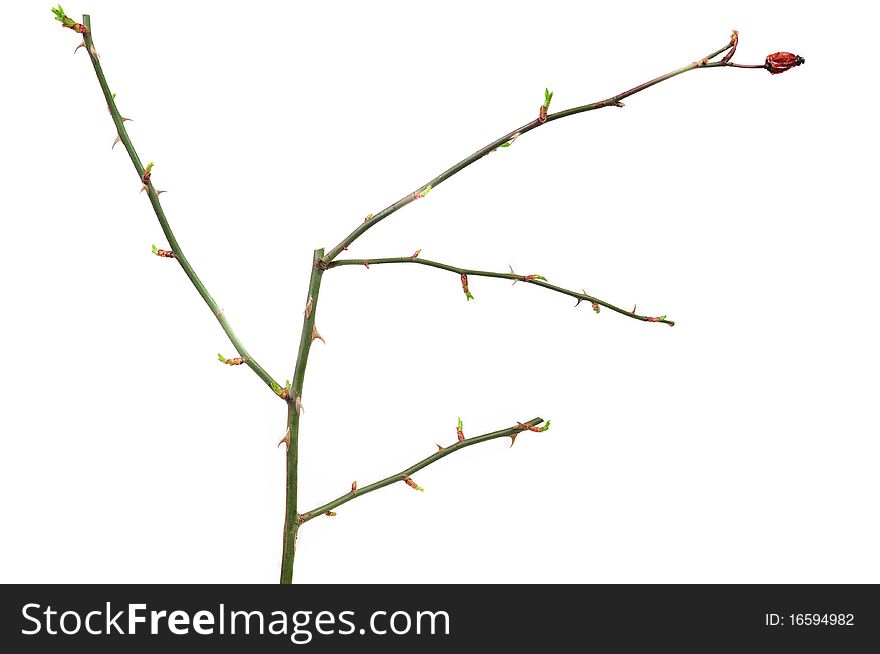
[311,325,325,344]
[278,428,290,449]
[295,395,304,415]
[74,42,85,55]
[120,116,133,123]
[155,189,167,195]
[89,45,99,59]
[140,185,148,194]
[304,296,313,319]
[499,133,521,148]
[632,304,638,314]
[111,135,121,149]
[509,264,518,285]
[351,481,357,493]
[364,261,370,269]
[575,289,587,307]
[436,443,446,451]
[509,433,517,447]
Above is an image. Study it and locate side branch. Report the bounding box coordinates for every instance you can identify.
[299,418,547,523]
[328,257,674,326]
[79,15,283,397]
[322,38,739,263]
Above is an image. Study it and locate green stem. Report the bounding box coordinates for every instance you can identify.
[80,15,282,396]
[329,257,674,326]
[299,418,545,523]
[322,39,736,263]
[280,248,325,584]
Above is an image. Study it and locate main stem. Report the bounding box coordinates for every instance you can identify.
[280,248,325,584]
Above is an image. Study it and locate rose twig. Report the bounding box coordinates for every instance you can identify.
[77,15,283,397]
[329,257,673,325]
[299,418,548,524]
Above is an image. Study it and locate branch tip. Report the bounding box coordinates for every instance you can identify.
[52,5,88,34]
[721,30,739,63]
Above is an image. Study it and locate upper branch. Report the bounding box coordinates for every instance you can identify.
[75,14,284,398]
[299,418,548,523]
[321,37,745,264]
[328,257,674,326]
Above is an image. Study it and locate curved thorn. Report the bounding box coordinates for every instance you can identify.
[278,428,290,449]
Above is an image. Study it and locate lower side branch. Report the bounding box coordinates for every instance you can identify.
[298,417,548,524]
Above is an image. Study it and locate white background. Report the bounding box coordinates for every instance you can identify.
[2,1,877,583]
